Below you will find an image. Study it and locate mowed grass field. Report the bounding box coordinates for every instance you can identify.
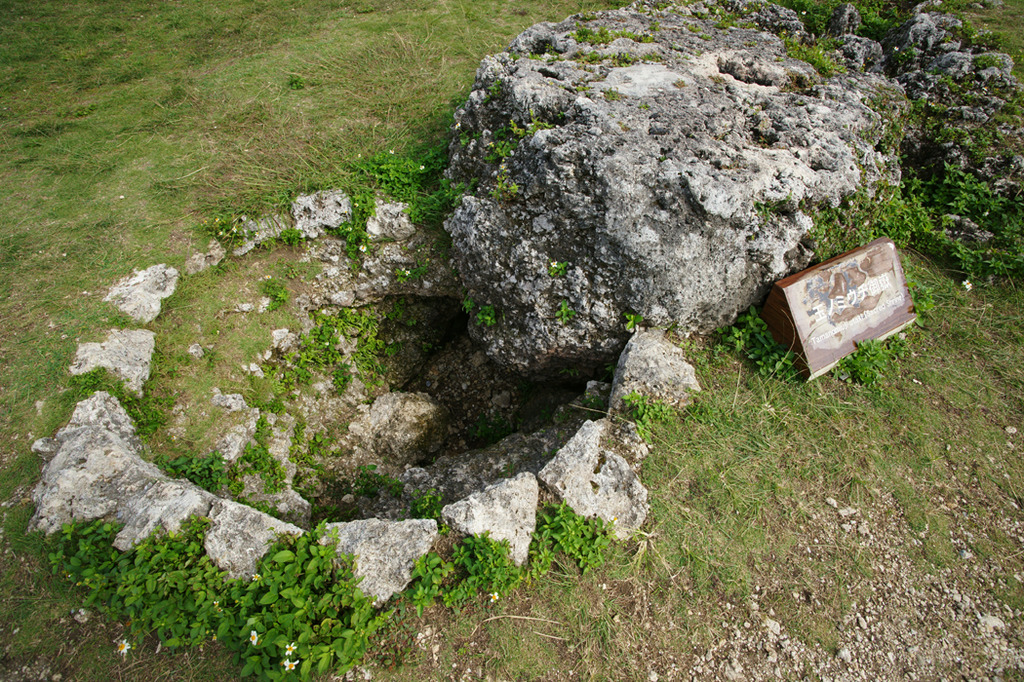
[1,0,1023,680]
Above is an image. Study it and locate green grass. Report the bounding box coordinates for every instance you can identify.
[2,0,1024,679]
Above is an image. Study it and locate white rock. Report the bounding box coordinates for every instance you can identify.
[609,329,700,412]
[183,240,226,276]
[232,215,290,256]
[204,498,303,579]
[366,199,416,242]
[211,389,248,412]
[188,343,205,359]
[69,329,156,396]
[538,419,648,538]
[292,190,351,240]
[322,518,439,602]
[104,264,179,323]
[363,392,450,467]
[442,473,539,565]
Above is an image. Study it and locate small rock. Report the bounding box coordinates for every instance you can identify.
[838,506,859,518]
[245,363,265,379]
[1006,426,1018,435]
[979,614,1005,631]
[236,303,254,313]
[257,297,272,313]
[104,264,179,322]
[188,343,205,359]
[69,329,156,396]
[825,497,838,508]
[272,328,298,353]
[72,608,89,624]
[366,199,416,242]
[292,190,351,240]
[211,389,248,412]
[765,618,781,637]
[31,438,59,460]
[441,473,539,565]
[838,647,853,663]
[322,518,439,602]
[857,522,870,536]
[183,240,226,276]
[609,330,700,412]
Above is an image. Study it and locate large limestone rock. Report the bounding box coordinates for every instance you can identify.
[29,393,215,549]
[32,392,306,577]
[322,518,439,603]
[352,392,451,467]
[609,329,701,412]
[445,5,903,377]
[204,498,303,579]
[292,190,352,240]
[538,419,648,539]
[104,264,178,323]
[233,215,290,257]
[366,199,416,242]
[69,329,156,396]
[441,472,539,565]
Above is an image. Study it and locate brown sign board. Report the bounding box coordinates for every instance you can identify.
[761,237,916,380]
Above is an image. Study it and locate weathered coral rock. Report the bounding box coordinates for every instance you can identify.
[322,518,438,602]
[104,264,178,323]
[609,329,701,412]
[204,498,303,579]
[184,239,226,275]
[69,329,156,396]
[292,190,352,240]
[366,199,416,242]
[441,473,539,565]
[446,6,902,377]
[357,392,451,467]
[538,419,648,538]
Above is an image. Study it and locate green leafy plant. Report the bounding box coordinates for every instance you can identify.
[621,391,673,443]
[259,276,289,311]
[229,415,287,495]
[529,503,612,577]
[832,335,909,387]
[476,304,497,327]
[624,312,643,331]
[278,228,303,246]
[408,489,443,523]
[555,300,576,324]
[718,306,800,382]
[490,164,519,202]
[161,451,229,493]
[443,534,522,608]
[351,465,403,498]
[406,553,454,616]
[547,260,568,277]
[50,519,385,681]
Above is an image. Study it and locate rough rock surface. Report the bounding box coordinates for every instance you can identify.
[204,498,303,579]
[30,392,308,578]
[609,329,701,412]
[104,264,179,323]
[366,199,416,242]
[184,240,226,276]
[292,190,351,240]
[538,419,648,538]
[441,473,539,565]
[233,215,290,257]
[68,329,156,396]
[305,234,460,307]
[351,392,451,468]
[211,388,248,412]
[29,393,214,549]
[400,426,568,507]
[445,5,902,376]
[322,518,439,603]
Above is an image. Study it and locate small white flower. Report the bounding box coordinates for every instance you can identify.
[963,280,973,291]
[250,630,259,646]
[419,165,425,170]
[359,244,367,252]
[489,592,499,602]
[285,642,297,655]
[252,573,261,582]
[282,658,297,671]
[117,640,131,657]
